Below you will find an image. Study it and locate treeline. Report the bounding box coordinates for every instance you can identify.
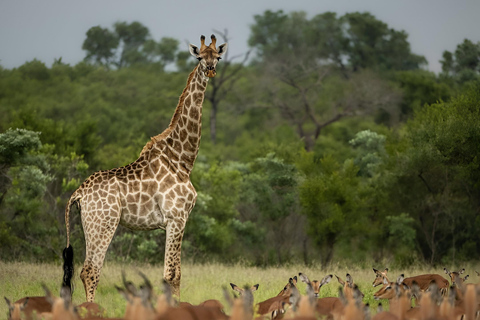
[1,10,480,268]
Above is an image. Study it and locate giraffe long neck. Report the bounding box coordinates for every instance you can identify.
[142,65,208,176]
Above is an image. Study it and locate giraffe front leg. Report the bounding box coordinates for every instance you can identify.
[164,219,186,298]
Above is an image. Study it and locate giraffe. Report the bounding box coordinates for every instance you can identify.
[62,34,228,302]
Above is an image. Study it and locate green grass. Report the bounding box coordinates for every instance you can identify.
[1,261,478,318]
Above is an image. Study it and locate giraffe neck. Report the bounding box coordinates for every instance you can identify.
[141,64,208,176]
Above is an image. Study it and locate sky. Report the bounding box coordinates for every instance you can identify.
[1,0,479,73]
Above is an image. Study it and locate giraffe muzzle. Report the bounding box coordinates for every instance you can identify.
[205,66,216,78]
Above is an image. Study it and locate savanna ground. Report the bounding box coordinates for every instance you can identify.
[2,261,479,318]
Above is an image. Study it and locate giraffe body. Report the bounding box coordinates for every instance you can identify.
[62,35,227,302]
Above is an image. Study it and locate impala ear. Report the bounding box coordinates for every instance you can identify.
[336,275,345,286]
[346,273,353,285]
[22,297,29,310]
[4,297,12,309]
[116,285,132,303]
[321,274,333,285]
[298,273,310,284]
[229,283,243,294]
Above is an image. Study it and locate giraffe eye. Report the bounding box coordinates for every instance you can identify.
[217,57,221,60]
[197,57,202,61]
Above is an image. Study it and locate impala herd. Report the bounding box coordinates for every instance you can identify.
[4,268,480,320]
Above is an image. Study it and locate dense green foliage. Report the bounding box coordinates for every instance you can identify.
[1,10,479,268]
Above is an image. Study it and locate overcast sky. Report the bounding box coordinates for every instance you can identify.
[1,0,479,73]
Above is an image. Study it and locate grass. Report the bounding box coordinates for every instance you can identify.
[1,261,478,318]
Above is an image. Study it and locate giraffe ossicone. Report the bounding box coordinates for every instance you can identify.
[62,34,227,302]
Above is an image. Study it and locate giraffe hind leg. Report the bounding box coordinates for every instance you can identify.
[80,264,100,302]
[80,209,120,302]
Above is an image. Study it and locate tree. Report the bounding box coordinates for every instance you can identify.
[394,70,452,119]
[0,128,53,259]
[349,129,386,177]
[249,10,426,73]
[342,12,426,71]
[186,161,243,260]
[298,153,366,268]
[18,59,50,81]
[82,26,119,66]
[454,39,480,72]
[248,10,409,150]
[441,39,480,83]
[0,128,45,206]
[387,83,480,263]
[82,21,180,69]
[239,153,301,264]
[114,21,150,68]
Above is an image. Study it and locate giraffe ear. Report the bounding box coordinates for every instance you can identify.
[217,43,228,57]
[189,44,201,58]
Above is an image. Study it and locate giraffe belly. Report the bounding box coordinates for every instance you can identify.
[119,206,166,230]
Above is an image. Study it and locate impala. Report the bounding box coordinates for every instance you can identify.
[373,275,408,301]
[251,276,297,318]
[372,268,389,287]
[336,273,364,299]
[4,286,53,320]
[372,267,449,295]
[338,284,369,320]
[298,272,333,298]
[444,268,469,286]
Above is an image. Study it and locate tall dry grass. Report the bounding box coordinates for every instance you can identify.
[1,261,478,318]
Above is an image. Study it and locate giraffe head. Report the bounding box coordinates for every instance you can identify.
[189,34,228,79]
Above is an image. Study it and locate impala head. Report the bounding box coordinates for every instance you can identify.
[291,283,317,318]
[267,300,286,320]
[336,273,364,299]
[277,276,298,296]
[224,284,255,320]
[4,297,29,320]
[116,272,155,320]
[444,268,468,286]
[372,268,389,287]
[49,286,79,320]
[189,34,228,79]
[229,283,259,296]
[338,284,367,320]
[298,273,332,298]
[373,274,407,300]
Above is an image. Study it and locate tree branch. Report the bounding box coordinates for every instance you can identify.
[418,172,433,193]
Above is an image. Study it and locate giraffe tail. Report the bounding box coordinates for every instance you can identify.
[63,245,74,292]
[62,192,81,294]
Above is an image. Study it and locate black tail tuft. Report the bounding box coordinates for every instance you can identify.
[62,245,74,294]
